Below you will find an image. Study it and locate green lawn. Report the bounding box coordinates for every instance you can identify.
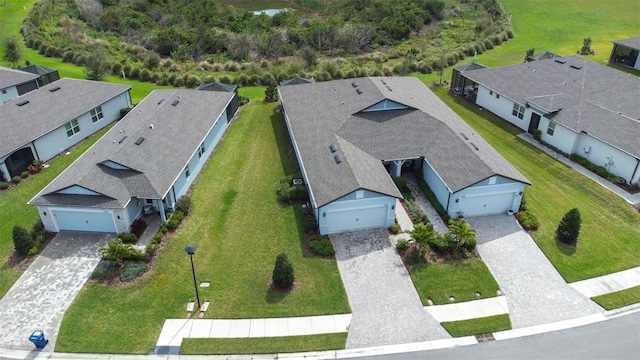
[56,95,349,354]
[180,333,347,355]
[592,286,640,311]
[411,259,500,305]
[441,314,511,337]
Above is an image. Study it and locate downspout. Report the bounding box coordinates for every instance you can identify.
[31,142,40,161]
[631,158,640,184]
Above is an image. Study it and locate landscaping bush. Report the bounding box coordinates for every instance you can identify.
[12,176,21,184]
[91,260,117,280]
[310,238,335,256]
[176,195,192,214]
[405,244,426,265]
[301,208,318,233]
[272,252,294,289]
[428,232,456,252]
[101,239,144,264]
[20,171,29,179]
[448,219,478,251]
[117,232,138,244]
[166,210,184,230]
[389,222,401,235]
[0,182,9,190]
[532,129,542,141]
[556,208,581,246]
[396,238,410,251]
[120,261,148,282]
[13,224,34,256]
[145,243,157,255]
[417,177,450,223]
[517,211,539,231]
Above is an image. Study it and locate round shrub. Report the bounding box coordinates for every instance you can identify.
[310,239,335,256]
[120,261,147,282]
[517,211,539,231]
[139,68,151,82]
[12,176,21,184]
[62,50,75,63]
[202,75,216,84]
[13,224,34,256]
[20,171,29,179]
[272,252,294,289]
[0,182,9,190]
[111,62,123,75]
[396,238,410,251]
[129,66,141,79]
[91,260,117,280]
[117,232,138,244]
[484,39,494,50]
[556,208,581,246]
[166,210,184,231]
[176,195,192,214]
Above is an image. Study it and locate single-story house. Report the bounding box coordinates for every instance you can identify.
[19,64,60,87]
[0,78,132,183]
[279,77,530,235]
[29,89,237,234]
[0,66,40,103]
[456,55,640,185]
[196,82,239,122]
[609,36,640,70]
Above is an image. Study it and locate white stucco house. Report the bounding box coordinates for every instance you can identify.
[0,78,132,183]
[29,89,236,234]
[456,55,640,185]
[279,77,530,235]
[609,36,640,71]
[0,66,40,103]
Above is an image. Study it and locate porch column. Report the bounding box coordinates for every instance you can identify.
[0,161,10,183]
[391,160,405,178]
[155,199,167,222]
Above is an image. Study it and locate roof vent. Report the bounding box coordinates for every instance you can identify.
[16,100,29,106]
[356,88,363,95]
[570,64,582,70]
[171,100,179,106]
[329,144,338,153]
[351,81,358,88]
[381,79,386,85]
[555,59,567,64]
[460,132,469,140]
[134,137,145,145]
[49,86,61,92]
[334,154,343,164]
[470,142,479,151]
[118,136,127,144]
[149,124,154,129]
[386,85,392,91]
[157,99,165,105]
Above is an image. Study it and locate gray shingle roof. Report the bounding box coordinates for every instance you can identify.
[613,36,640,50]
[0,65,39,90]
[279,77,529,207]
[30,89,234,208]
[0,78,131,159]
[461,56,640,158]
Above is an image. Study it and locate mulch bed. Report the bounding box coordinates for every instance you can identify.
[7,232,55,271]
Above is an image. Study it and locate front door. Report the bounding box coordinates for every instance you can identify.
[528,113,541,134]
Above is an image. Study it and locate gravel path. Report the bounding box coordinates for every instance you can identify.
[330,228,450,349]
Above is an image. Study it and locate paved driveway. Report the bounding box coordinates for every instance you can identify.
[0,232,111,350]
[467,215,603,328]
[330,228,450,349]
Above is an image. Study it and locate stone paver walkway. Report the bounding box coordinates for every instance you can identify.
[405,173,448,233]
[569,266,640,298]
[468,215,603,329]
[0,232,111,350]
[330,228,450,349]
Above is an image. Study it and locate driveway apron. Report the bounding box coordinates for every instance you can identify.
[330,228,450,349]
[468,215,603,328]
[0,232,111,350]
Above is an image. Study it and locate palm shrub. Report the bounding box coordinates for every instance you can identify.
[101,239,144,264]
[448,219,478,251]
[13,224,34,256]
[556,208,582,246]
[409,222,437,249]
[272,252,294,289]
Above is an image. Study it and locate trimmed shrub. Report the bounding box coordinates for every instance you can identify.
[389,222,401,235]
[166,210,184,230]
[301,208,317,233]
[556,208,581,246]
[310,239,335,256]
[120,261,147,282]
[517,211,539,231]
[117,232,138,244]
[91,260,117,280]
[0,182,9,190]
[272,252,294,289]
[396,238,410,251]
[12,176,21,184]
[176,195,192,214]
[428,233,456,252]
[101,239,144,264]
[532,129,542,141]
[145,243,157,255]
[13,224,34,256]
[151,233,163,245]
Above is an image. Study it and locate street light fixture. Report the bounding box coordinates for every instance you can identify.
[184,245,201,310]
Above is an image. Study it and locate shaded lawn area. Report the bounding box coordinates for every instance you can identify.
[180,333,347,355]
[432,87,640,282]
[592,286,640,311]
[441,314,511,337]
[411,259,500,305]
[0,125,114,298]
[56,98,349,354]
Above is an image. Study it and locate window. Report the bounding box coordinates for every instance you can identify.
[547,121,556,136]
[90,106,103,123]
[198,142,205,158]
[184,165,190,178]
[512,104,525,120]
[65,119,80,137]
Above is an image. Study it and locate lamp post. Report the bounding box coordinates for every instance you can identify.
[184,245,201,310]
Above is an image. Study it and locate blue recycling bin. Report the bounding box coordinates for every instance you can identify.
[29,330,48,349]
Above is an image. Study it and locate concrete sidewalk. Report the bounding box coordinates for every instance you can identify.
[426,296,509,322]
[569,266,640,298]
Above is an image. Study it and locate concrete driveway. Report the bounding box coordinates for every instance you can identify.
[0,232,112,351]
[468,215,603,328]
[330,228,450,349]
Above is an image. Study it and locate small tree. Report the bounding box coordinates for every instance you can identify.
[13,224,34,256]
[176,195,192,214]
[524,47,535,62]
[84,47,110,81]
[3,36,23,68]
[272,252,294,289]
[409,222,437,249]
[579,37,594,55]
[264,85,279,102]
[556,208,581,246]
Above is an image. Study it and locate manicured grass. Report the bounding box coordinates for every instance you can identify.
[180,333,347,355]
[56,96,349,354]
[433,87,640,283]
[0,125,114,298]
[410,259,500,305]
[441,314,511,337]
[592,286,640,311]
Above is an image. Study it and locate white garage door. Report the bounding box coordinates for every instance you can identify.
[327,205,388,234]
[53,209,117,233]
[459,192,515,217]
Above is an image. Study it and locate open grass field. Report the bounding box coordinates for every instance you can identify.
[180,333,347,355]
[55,95,349,354]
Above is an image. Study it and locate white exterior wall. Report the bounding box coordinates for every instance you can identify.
[538,116,578,154]
[447,181,525,218]
[318,193,396,235]
[33,93,130,161]
[575,133,640,184]
[1,86,19,103]
[475,86,531,131]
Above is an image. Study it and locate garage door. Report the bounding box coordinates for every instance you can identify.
[459,192,515,217]
[327,205,388,234]
[53,209,117,233]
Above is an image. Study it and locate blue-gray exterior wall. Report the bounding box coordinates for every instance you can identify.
[421,159,451,212]
[317,190,396,235]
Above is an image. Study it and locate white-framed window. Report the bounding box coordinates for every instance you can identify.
[90,106,104,123]
[547,121,556,136]
[512,103,525,120]
[184,164,190,178]
[198,142,205,158]
[65,119,80,137]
